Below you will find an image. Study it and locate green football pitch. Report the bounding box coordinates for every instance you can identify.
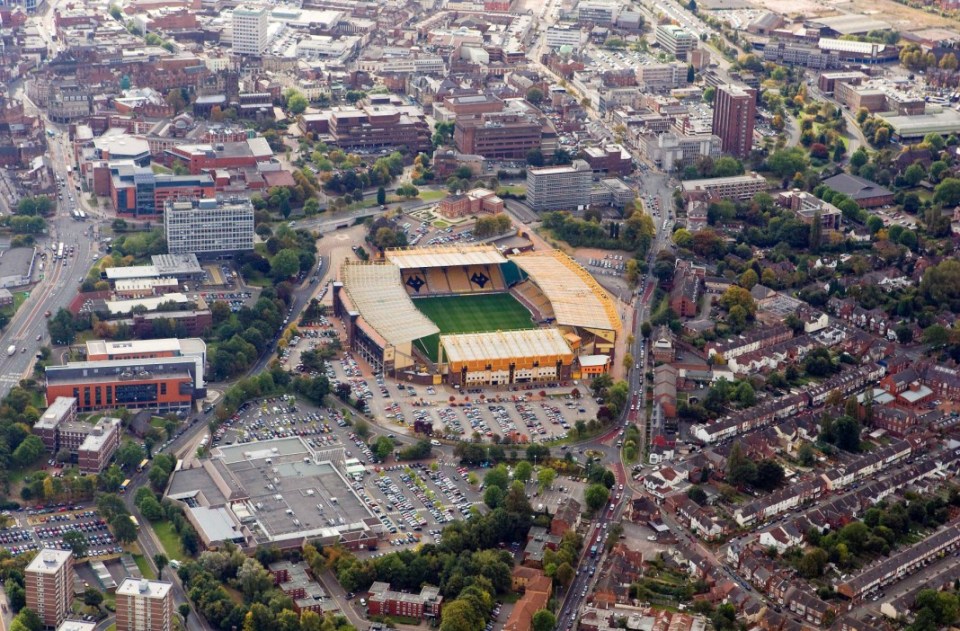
[413,293,536,362]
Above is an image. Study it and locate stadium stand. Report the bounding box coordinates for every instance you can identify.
[402,270,429,296]
[425,268,452,294]
[511,280,555,321]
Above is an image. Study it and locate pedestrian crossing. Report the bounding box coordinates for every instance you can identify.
[0,373,22,386]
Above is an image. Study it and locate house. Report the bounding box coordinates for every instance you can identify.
[670,260,704,318]
[503,571,552,631]
[758,523,804,553]
[630,496,661,523]
[522,526,562,568]
[550,497,581,536]
[652,325,676,363]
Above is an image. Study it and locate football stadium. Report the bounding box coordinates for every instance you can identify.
[332,244,620,386]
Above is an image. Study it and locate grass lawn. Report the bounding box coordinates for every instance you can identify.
[418,190,447,202]
[0,290,28,321]
[497,185,526,196]
[132,554,156,579]
[151,522,186,561]
[413,293,536,362]
[151,165,172,175]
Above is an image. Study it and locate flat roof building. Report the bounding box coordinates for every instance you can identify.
[680,173,768,201]
[655,24,697,59]
[232,5,269,56]
[712,84,756,159]
[115,579,174,631]
[164,197,254,256]
[33,396,77,452]
[525,160,592,211]
[26,549,74,629]
[45,356,202,413]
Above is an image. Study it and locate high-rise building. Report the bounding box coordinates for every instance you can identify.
[164,198,254,255]
[115,579,174,631]
[232,5,269,56]
[26,549,74,629]
[712,84,756,159]
[525,161,592,211]
[655,24,697,59]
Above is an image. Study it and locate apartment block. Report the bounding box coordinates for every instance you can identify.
[712,84,756,158]
[33,396,77,452]
[75,417,121,473]
[777,190,842,231]
[367,582,443,621]
[680,173,769,201]
[525,160,592,211]
[232,5,268,56]
[164,198,254,256]
[115,579,174,631]
[26,549,74,629]
[655,24,697,59]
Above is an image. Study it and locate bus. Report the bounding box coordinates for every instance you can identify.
[56,243,64,260]
[137,458,149,472]
[120,479,131,494]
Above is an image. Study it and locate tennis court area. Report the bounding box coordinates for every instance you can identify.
[413,293,536,361]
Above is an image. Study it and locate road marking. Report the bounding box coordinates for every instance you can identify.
[0,373,22,385]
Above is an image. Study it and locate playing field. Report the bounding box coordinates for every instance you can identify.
[413,294,536,361]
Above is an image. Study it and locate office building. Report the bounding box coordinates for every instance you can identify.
[636,62,690,92]
[26,549,74,629]
[232,5,269,56]
[164,198,254,256]
[76,417,121,473]
[639,132,721,171]
[545,26,583,49]
[109,161,215,219]
[525,161,592,211]
[115,579,175,631]
[45,357,202,413]
[655,24,697,59]
[577,0,619,25]
[712,84,756,158]
[452,98,553,160]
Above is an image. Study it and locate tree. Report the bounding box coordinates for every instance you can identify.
[526,87,544,105]
[395,184,419,199]
[178,604,192,624]
[537,467,557,492]
[63,530,88,557]
[726,442,756,488]
[270,249,301,281]
[584,484,610,514]
[514,460,533,483]
[687,64,695,83]
[798,442,817,466]
[526,148,545,167]
[154,553,169,579]
[833,416,861,452]
[373,436,394,462]
[376,187,386,206]
[12,435,45,468]
[555,562,574,587]
[238,558,274,601]
[703,87,716,103]
[687,486,708,505]
[115,440,146,470]
[849,147,868,171]
[754,460,785,491]
[138,493,163,521]
[82,588,103,608]
[286,91,308,115]
[797,548,829,578]
[904,163,925,186]
[110,514,138,543]
[531,610,556,631]
[767,147,809,178]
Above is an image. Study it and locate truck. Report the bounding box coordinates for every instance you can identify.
[6,346,15,357]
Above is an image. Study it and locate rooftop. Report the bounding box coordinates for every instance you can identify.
[384,244,507,270]
[116,578,173,599]
[36,397,77,430]
[339,262,439,347]
[26,548,72,573]
[441,329,573,364]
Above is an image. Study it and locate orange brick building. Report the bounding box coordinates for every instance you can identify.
[437,188,504,219]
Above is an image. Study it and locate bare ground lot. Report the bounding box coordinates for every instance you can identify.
[741,0,959,29]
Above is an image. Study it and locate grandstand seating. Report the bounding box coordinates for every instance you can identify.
[426,268,451,294]
[402,270,429,296]
[511,280,554,321]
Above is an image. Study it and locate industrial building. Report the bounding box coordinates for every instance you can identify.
[26,549,74,629]
[525,161,592,211]
[165,437,380,551]
[164,197,255,256]
[115,579,175,631]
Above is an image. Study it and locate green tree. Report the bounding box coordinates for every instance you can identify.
[110,513,138,543]
[726,441,756,487]
[154,553,169,579]
[537,467,557,492]
[270,249,301,281]
[63,530,88,557]
[82,588,103,608]
[753,460,785,491]
[376,187,386,206]
[687,64,695,82]
[286,91,308,115]
[526,87,544,105]
[373,436,394,462]
[513,460,533,483]
[584,484,610,514]
[532,610,556,631]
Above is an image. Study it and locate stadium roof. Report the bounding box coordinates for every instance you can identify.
[441,328,573,364]
[512,252,620,332]
[340,262,439,346]
[385,245,507,270]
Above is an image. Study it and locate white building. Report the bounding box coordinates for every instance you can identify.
[164,198,254,256]
[232,5,269,56]
[655,24,697,59]
[526,161,592,211]
[545,25,583,49]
